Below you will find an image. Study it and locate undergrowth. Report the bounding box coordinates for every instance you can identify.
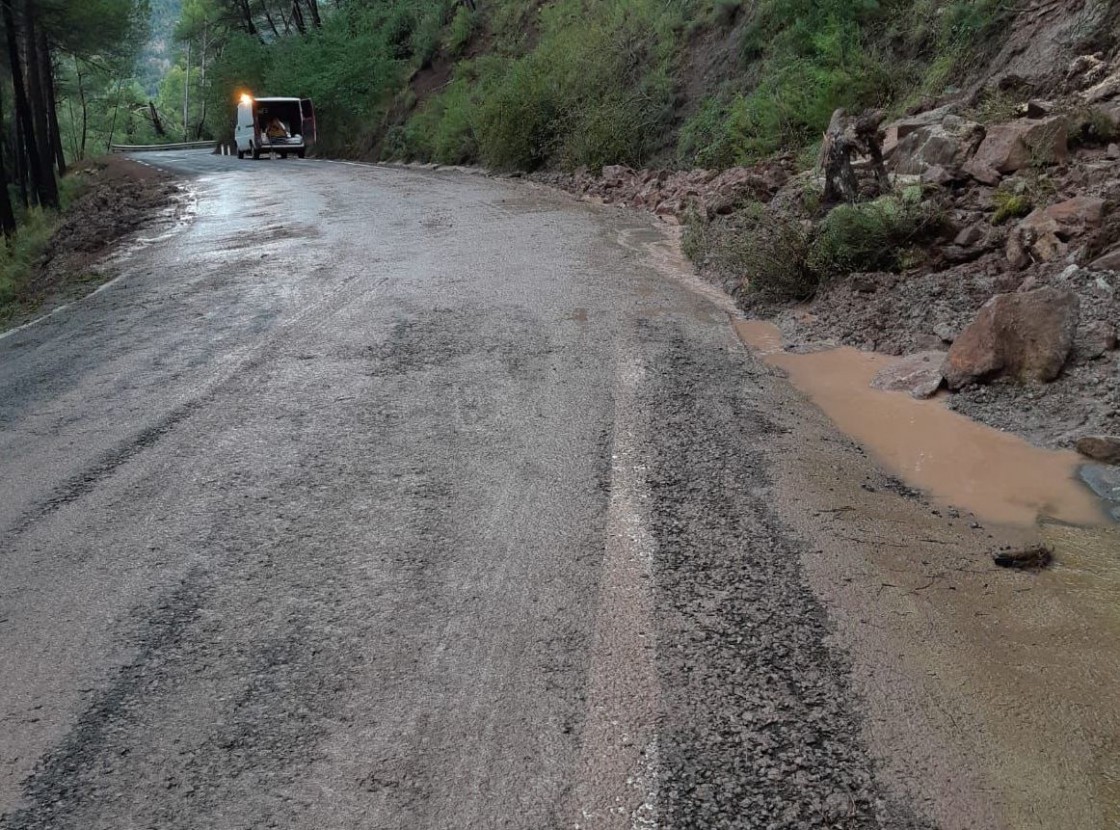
[0,210,60,316]
[205,0,1020,171]
[688,191,944,302]
[399,0,678,171]
[678,0,1015,168]
[0,173,91,319]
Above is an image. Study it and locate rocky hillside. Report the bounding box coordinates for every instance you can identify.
[536,2,1120,473]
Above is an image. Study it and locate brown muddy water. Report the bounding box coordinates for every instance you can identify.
[734,319,1108,528]
[733,316,1120,828]
[616,212,1120,826]
[617,214,1120,825]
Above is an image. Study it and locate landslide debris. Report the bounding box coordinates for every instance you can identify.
[36,157,181,296]
[541,32,1120,453]
[0,156,181,332]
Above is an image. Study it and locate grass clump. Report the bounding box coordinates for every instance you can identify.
[400,76,478,164]
[739,213,818,301]
[690,192,944,303]
[0,209,59,318]
[991,189,1032,224]
[404,0,677,171]
[1068,107,1119,147]
[809,193,942,278]
[445,5,478,57]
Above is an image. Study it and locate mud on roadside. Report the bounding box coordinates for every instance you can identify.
[2,156,183,332]
[627,207,1120,829]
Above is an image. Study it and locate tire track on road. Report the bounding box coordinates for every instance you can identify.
[1,271,390,545]
[571,347,660,830]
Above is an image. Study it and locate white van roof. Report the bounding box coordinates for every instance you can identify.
[253,97,301,103]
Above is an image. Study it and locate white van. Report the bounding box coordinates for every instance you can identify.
[235,95,317,159]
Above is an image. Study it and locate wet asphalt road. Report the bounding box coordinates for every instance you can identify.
[0,151,929,829]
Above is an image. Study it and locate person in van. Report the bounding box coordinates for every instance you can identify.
[264,116,290,139]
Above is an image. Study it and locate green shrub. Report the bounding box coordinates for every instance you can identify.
[809,196,942,278]
[0,209,59,316]
[1068,107,1119,147]
[446,5,477,57]
[738,213,818,302]
[414,78,477,164]
[696,194,944,303]
[966,89,1023,125]
[465,0,675,171]
[681,211,710,263]
[473,58,559,170]
[991,189,1032,224]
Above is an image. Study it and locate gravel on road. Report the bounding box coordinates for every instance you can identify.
[1,151,942,829]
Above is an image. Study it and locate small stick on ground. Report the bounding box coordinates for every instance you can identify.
[992,545,1053,571]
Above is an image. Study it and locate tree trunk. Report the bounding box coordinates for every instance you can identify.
[182,38,191,141]
[65,78,78,159]
[261,1,283,38]
[76,57,88,160]
[40,29,65,177]
[149,101,166,137]
[237,0,259,37]
[2,0,55,209]
[195,24,208,139]
[0,82,18,238]
[106,76,124,151]
[12,112,28,208]
[304,0,321,28]
[290,0,305,35]
[21,0,58,208]
[853,110,891,195]
[821,110,858,205]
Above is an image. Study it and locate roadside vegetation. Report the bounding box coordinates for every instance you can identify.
[0,0,149,320]
[0,0,1026,318]
[683,188,944,302]
[161,0,1018,172]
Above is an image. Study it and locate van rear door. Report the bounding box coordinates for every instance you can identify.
[301,99,317,144]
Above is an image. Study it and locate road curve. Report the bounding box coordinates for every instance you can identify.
[0,151,929,829]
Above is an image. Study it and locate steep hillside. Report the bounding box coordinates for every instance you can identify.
[203,0,1119,173]
[138,0,183,96]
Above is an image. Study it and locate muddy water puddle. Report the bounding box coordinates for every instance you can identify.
[734,319,1108,528]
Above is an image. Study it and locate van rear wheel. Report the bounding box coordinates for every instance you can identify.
[251,143,260,160]
[297,149,306,159]
[237,148,244,160]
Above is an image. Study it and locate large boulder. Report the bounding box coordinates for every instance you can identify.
[870,352,946,399]
[884,111,985,175]
[600,165,636,188]
[941,287,1080,389]
[704,165,790,215]
[1006,196,1106,266]
[971,117,1068,174]
[1076,436,1120,465]
[882,105,956,150]
[1090,247,1120,271]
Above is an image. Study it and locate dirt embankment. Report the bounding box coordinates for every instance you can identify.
[5,156,182,330]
